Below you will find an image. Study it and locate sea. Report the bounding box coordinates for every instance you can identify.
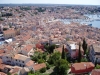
[61,14,100,28]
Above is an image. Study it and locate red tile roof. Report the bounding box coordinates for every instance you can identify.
[71,62,95,74]
[3,28,15,35]
[0,50,5,54]
[23,45,33,52]
[9,68,20,75]
[25,60,34,67]
[0,72,7,75]
[34,63,46,71]
[4,45,13,52]
[36,43,44,50]
[0,59,3,64]
[22,35,31,41]
[0,64,6,70]
[91,69,100,75]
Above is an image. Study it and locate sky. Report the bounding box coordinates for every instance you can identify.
[0,0,100,5]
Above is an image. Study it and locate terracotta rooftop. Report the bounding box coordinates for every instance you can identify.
[34,63,46,71]
[22,35,31,41]
[91,69,100,75]
[4,45,13,52]
[0,50,5,54]
[72,62,94,71]
[23,45,33,52]
[9,68,20,75]
[0,72,7,75]
[3,28,15,34]
[36,43,44,50]
[14,54,30,61]
[0,59,3,64]
[0,64,6,70]
[25,60,34,67]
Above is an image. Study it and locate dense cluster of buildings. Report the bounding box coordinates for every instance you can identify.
[0,5,100,75]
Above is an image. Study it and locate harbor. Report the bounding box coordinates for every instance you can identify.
[60,14,100,28]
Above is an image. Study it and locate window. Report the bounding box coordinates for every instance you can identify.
[22,61,24,63]
[23,65,24,67]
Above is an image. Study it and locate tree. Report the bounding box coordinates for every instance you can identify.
[78,42,82,62]
[55,59,69,75]
[31,52,47,63]
[3,28,8,31]
[46,63,50,70]
[44,43,49,52]
[7,72,11,75]
[31,56,38,62]
[49,44,56,53]
[40,67,46,73]
[81,58,88,62]
[38,59,44,64]
[44,44,56,53]
[59,64,68,75]
[61,45,66,59]
[95,58,98,67]
[28,71,40,75]
[82,38,87,55]
[14,74,18,75]
[48,52,61,65]
[95,64,100,69]
[42,52,47,61]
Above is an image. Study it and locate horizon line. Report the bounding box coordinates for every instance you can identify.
[0,3,100,6]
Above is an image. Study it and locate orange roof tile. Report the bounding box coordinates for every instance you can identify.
[34,63,46,71]
[0,72,7,75]
[3,28,15,35]
[23,45,33,52]
[5,45,13,51]
[72,62,94,71]
[0,59,3,64]
[0,50,5,54]
[9,68,20,75]
[14,54,29,61]
[0,64,6,70]
[91,69,100,75]
[22,35,31,41]
[25,60,34,67]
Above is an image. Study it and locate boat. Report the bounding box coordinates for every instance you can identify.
[88,24,92,26]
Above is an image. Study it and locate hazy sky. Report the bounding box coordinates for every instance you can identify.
[0,0,100,5]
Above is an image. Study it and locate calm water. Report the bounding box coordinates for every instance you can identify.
[83,14,100,28]
[82,21,100,28]
[61,14,100,28]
